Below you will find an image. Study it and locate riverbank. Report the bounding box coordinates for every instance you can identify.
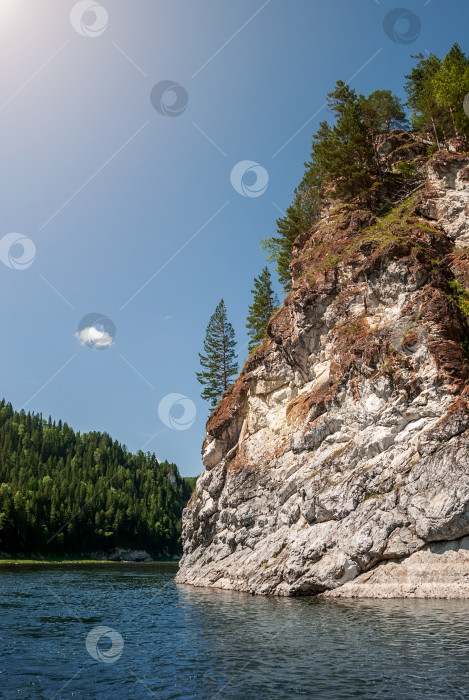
[0,558,179,564]
[0,558,110,564]
[0,553,180,564]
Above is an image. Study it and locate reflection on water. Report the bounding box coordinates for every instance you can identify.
[1,563,469,699]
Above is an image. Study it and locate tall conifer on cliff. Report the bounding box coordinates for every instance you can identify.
[246,267,279,353]
[197,300,238,408]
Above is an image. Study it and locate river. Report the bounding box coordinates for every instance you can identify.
[1,563,469,698]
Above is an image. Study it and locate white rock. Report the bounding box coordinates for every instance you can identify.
[177,151,469,597]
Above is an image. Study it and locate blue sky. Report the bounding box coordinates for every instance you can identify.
[0,0,466,476]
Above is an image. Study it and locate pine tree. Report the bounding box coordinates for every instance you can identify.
[405,52,449,144]
[262,185,318,292]
[313,81,375,198]
[262,49,467,294]
[197,300,238,408]
[432,43,469,138]
[360,90,409,133]
[246,267,279,353]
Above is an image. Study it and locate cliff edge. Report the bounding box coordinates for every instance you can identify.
[177,135,469,597]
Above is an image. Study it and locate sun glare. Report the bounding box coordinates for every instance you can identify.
[0,0,19,23]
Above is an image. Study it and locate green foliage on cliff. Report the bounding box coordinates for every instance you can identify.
[405,43,469,142]
[265,82,408,291]
[262,183,318,291]
[265,43,469,292]
[246,267,279,353]
[0,400,194,556]
[448,278,469,325]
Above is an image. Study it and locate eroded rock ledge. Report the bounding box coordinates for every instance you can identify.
[322,537,469,599]
[177,141,469,597]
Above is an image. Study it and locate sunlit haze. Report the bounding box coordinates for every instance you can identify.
[0,0,466,475]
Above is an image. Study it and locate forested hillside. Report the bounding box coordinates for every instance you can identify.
[0,400,196,557]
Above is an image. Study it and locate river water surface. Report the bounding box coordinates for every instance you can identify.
[1,562,469,699]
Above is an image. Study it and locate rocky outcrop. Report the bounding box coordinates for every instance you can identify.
[322,537,469,598]
[91,548,153,562]
[419,149,469,245]
[177,144,469,597]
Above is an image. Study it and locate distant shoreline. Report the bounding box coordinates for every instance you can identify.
[0,556,179,565]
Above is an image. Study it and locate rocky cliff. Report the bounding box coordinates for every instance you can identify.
[177,134,469,597]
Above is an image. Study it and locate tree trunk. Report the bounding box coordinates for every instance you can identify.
[372,135,383,182]
[431,116,441,150]
[222,321,227,391]
[449,106,460,137]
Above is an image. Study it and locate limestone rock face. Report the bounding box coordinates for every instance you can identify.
[419,151,469,245]
[177,148,469,597]
[322,537,469,599]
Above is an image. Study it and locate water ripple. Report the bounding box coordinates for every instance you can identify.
[1,564,469,699]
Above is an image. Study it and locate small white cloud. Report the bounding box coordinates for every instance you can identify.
[163,315,174,321]
[76,326,114,349]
